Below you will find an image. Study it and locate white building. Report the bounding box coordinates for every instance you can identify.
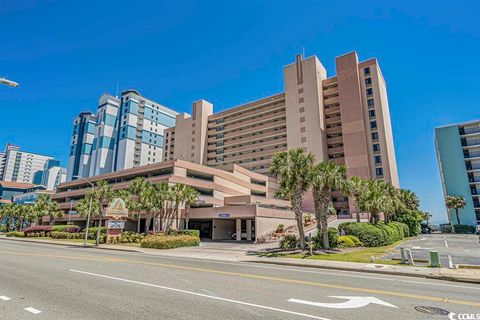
[67,90,178,181]
[0,144,53,184]
[40,159,67,190]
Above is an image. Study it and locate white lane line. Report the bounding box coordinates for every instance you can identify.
[70,269,331,320]
[0,296,11,301]
[140,255,480,291]
[444,236,449,248]
[24,307,42,314]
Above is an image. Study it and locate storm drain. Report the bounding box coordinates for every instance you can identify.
[414,306,450,316]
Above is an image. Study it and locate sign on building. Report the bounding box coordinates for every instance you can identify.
[107,220,126,230]
[105,198,129,218]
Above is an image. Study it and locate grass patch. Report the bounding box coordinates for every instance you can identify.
[263,239,410,265]
[30,237,97,245]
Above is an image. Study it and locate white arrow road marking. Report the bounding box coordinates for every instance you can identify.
[289,296,398,309]
[25,307,42,314]
[70,269,330,320]
[0,296,11,301]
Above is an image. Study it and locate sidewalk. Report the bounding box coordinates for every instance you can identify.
[2,236,479,284]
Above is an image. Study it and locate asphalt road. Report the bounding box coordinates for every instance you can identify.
[0,240,479,320]
[386,234,480,266]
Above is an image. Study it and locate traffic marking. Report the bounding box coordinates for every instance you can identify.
[289,296,398,309]
[25,307,42,314]
[70,269,331,320]
[0,296,11,301]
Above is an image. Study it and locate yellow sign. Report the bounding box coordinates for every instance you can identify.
[105,198,129,218]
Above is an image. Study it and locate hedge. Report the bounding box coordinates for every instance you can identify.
[167,229,200,238]
[118,231,147,244]
[338,222,409,247]
[393,214,420,236]
[140,235,200,249]
[50,231,106,243]
[83,227,107,234]
[24,226,52,236]
[453,224,476,234]
[52,225,80,233]
[345,235,362,246]
[6,231,24,237]
[337,236,356,248]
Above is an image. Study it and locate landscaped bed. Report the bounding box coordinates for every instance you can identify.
[6,225,201,250]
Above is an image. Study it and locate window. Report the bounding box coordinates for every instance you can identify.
[369,110,376,118]
[365,78,372,86]
[374,155,382,164]
[366,88,373,96]
[376,167,384,177]
[373,143,380,153]
[371,132,379,141]
[370,120,377,129]
[298,97,304,103]
[364,67,371,75]
[367,99,375,107]
[300,117,305,123]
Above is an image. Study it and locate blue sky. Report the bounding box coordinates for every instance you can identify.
[0,1,479,223]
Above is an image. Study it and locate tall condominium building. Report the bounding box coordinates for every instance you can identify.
[67,90,178,181]
[435,120,480,227]
[0,144,53,184]
[40,159,67,190]
[163,52,399,215]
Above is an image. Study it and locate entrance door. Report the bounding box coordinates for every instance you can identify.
[188,219,212,239]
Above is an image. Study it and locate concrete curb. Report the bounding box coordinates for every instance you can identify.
[245,259,480,284]
[244,259,430,279]
[0,236,140,253]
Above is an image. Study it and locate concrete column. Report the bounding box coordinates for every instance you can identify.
[236,218,241,241]
[246,220,252,241]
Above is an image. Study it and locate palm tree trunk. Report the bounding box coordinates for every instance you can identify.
[145,210,152,234]
[137,213,141,233]
[321,207,329,250]
[292,191,305,250]
[455,209,461,225]
[355,198,360,223]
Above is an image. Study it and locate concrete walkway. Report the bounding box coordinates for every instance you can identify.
[2,235,479,284]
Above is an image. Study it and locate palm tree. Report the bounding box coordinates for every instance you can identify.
[397,189,420,211]
[139,181,156,234]
[183,186,199,230]
[33,194,51,225]
[154,182,170,232]
[92,180,114,245]
[77,190,100,228]
[358,179,391,224]
[128,177,149,233]
[349,176,366,222]
[270,148,315,250]
[445,195,467,225]
[47,201,64,225]
[310,161,350,249]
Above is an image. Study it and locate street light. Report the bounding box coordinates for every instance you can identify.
[0,77,19,87]
[73,175,94,246]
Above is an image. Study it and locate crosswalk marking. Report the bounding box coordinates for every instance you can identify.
[0,296,11,301]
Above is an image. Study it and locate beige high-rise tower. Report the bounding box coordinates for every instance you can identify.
[163,51,399,216]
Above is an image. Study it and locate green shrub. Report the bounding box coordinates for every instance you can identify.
[141,235,200,249]
[393,214,420,236]
[119,231,146,243]
[52,225,80,233]
[313,227,339,249]
[83,227,106,234]
[167,229,200,238]
[280,234,298,250]
[6,231,24,237]
[453,224,476,234]
[338,222,407,247]
[337,236,356,248]
[345,235,362,246]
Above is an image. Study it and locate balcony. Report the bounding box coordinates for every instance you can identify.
[460,127,480,136]
[462,139,480,148]
[467,163,480,171]
[469,176,480,183]
[465,151,480,159]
